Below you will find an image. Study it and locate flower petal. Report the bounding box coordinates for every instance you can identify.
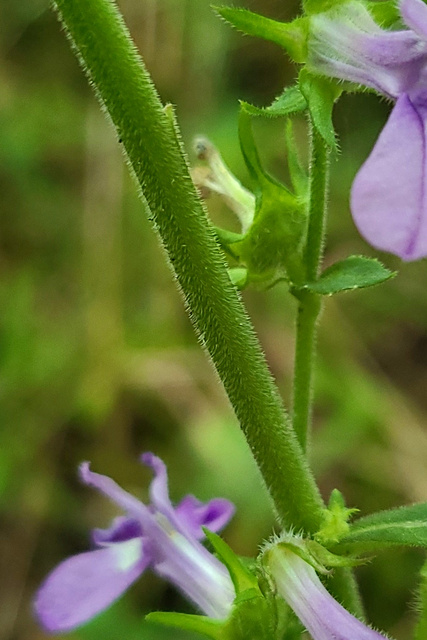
[140,452,175,518]
[400,0,427,42]
[175,495,235,538]
[152,528,236,619]
[308,2,427,98]
[92,516,143,546]
[34,541,150,633]
[80,462,151,521]
[351,92,427,260]
[268,547,388,640]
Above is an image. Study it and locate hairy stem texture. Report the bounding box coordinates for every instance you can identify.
[53,0,325,532]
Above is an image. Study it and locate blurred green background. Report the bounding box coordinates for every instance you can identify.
[2,1,427,639]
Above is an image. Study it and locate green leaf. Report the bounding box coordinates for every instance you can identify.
[299,69,340,150]
[214,6,308,63]
[335,503,427,553]
[414,557,427,640]
[303,256,395,295]
[240,85,307,118]
[146,613,224,640]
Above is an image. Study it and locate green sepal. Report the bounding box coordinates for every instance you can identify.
[285,119,309,199]
[214,6,308,63]
[214,226,245,260]
[228,267,249,289]
[225,589,278,640]
[301,255,396,295]
[204,529,258,594]
[146,612,224,640]
[236,109,306,282]
[214,227,245,246]
[205,530,280,640]
[240,85,307,119]
[303,0,352,15]
[414,556,427,640]
[275,536,363,574]
[366,0,400,27]
[315,489,359,544]
[299,69,340,150]
[305,539,366,569]
[334,503,427,553]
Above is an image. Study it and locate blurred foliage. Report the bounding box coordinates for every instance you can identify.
[2,1,427,640]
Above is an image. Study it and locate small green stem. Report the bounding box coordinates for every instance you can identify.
[305,126,329,283]
[53,0,325,533]
[292,124,328,451]
[292,124,364,618]
[292,289,321,451]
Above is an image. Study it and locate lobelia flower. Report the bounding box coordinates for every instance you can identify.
[308,0,427,261]
[34,453,236,633]
[266,544,390,640]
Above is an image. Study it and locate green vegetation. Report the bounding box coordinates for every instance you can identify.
[2,1,427,639]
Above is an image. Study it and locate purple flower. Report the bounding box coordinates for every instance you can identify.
[309,0,427,261]
[267,545,390,640]
[34,453,235,633]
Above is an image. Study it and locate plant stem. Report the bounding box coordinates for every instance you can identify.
[305,126,329,283]
[292,124,364,618]
[292,124,328,451]
[292,289,321,451]
[53,0,325,533]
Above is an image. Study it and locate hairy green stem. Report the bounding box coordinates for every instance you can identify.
[291,125,327,451]
[52,0,325,532]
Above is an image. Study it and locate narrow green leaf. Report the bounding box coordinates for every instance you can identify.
[335,503,427,552]
[146,613,224,640]
[303,256,395,295]
[240,85,307,119]
[299,69,340,150]
[214,6,308,63]
[414,557,427,640]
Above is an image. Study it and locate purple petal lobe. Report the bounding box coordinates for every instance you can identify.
[35,454,236,631]
[34,542,149,633]
[140,452,175,520]
[400,0,427,41]
[175,495,235,538]
[79,462,151,521]
[92,516,143,546]
[351,93,427,260]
